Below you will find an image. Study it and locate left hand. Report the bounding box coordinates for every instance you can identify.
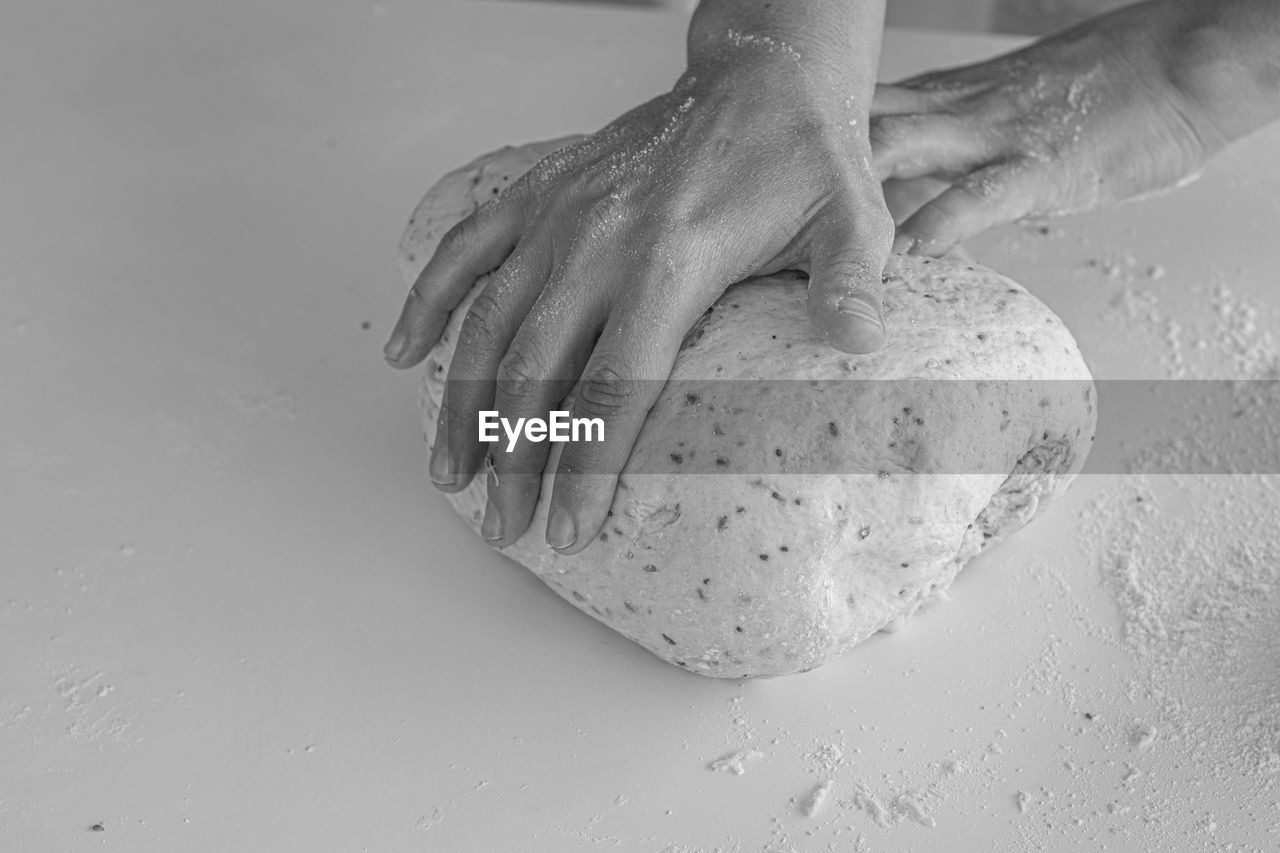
[870,3,1222,255]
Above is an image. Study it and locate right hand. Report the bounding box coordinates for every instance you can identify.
[384,39,893,552]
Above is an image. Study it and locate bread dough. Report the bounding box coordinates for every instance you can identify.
[400,137,1097,678]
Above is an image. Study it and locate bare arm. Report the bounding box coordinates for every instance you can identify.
[1164,0,1280,147]
[687,0,888,86]
[868,0,1280,255]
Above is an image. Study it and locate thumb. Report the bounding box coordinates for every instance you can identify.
[806,192,894,355]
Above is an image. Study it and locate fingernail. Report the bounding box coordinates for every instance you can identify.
[383,330,408,364]
[547,505,577,551]
[892,234,918,255]
[429,440,456,486]
[481,500,502,542]
[836,293,882,328]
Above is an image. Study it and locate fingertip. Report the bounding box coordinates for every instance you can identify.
[894,209,955,258]
[547,502,580,553]
[916,237,960,258]
[384,297,445,369]
[546,472,617,556]
[389,338,433,370]
[384,337,432,370]
[382,329,409,365]
[481,468,525,548]
[487,464,542,545]
[895,225,958,258]
[806,283,886,355]
[480,493,503,543]
[896,165,1030,258]
[806,215,890,355]
[830,291,886,354]
[428,438,465,493]
[836,319,886,354]
[891,232,918,255]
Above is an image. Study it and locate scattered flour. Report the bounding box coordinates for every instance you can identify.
[804,742,844,776]
[727,695,756,742]
[842,784,937,829]
[1076,477,1280,779]
[1091,261,1280,381]
[798,780,833,818]
[708,748,764,776]
[1047,473,1280,850]
[1129,722,1157,751]
[413,807,444,831]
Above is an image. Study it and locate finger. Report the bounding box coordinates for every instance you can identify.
[546,307,687,555]
[871,77,987,117]
[479,461,540,545]
[385,195,526,369]
[882,176,950,225]
[870,113,988,183]
[889,67,991,101]
[483,257,607,547]
[428,236,553,494]
[893,162,1035,257]
[805,186,895,355]
[870,83,936,117]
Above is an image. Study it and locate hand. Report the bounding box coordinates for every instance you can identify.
[385,50,892,554]
[871,2,1223,256]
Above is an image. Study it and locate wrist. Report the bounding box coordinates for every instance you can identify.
[1158,0,1280,146]
[686,0,885,103]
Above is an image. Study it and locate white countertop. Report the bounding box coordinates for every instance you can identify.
[3,2,1279,851]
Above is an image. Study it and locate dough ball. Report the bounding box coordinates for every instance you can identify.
[400,138,1096,678]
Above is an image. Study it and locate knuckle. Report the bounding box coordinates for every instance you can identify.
[459,290,508,355]
[819,193,895,273]
[569,165,618,202]
[1007,124,1058,164]
[859,199,897,248]
[821,247,881,285]
[579,196,621,236]
[652,181,708,232]
[436,217,476,259]
[495,347,548,401]
[958,164,1019,203]
[595,190,625,223]
[577,363,640,416]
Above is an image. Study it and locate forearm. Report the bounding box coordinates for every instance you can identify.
[687,0,887,102]
[1161,0,1280,147]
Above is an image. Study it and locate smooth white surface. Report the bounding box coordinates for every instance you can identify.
[3,2,1279,851]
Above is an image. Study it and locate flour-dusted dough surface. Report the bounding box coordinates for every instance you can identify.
[400,137,1097,678]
